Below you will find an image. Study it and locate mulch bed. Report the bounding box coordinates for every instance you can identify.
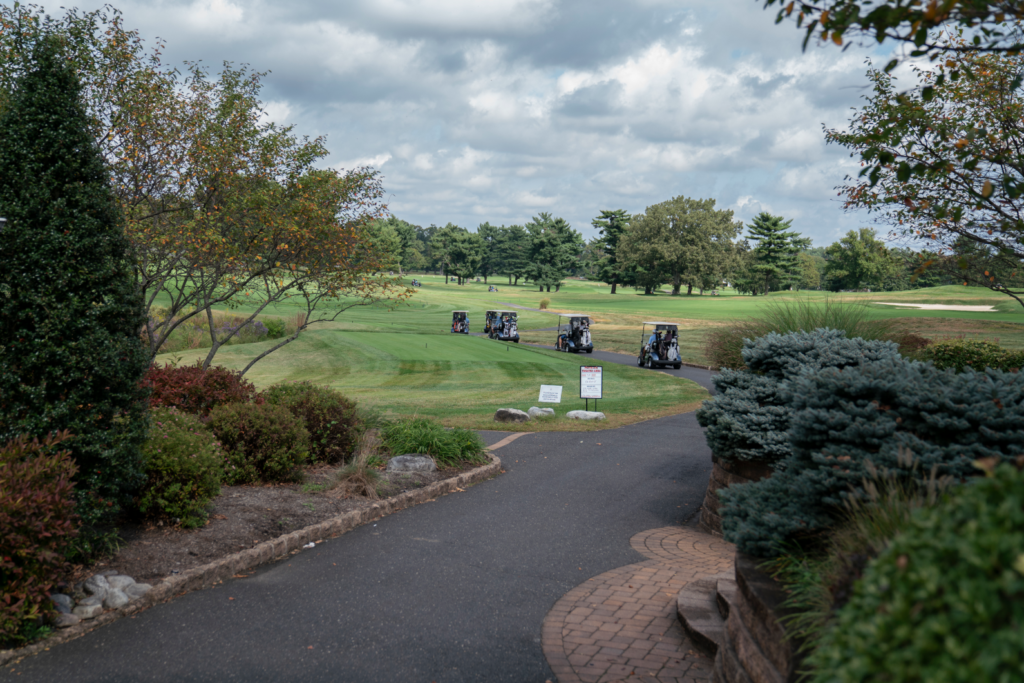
[73,463,479,584]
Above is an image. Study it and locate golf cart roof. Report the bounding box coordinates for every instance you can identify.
[559,313,590,318]
[485,310,499,313]
[500,310,518,314]
[644,321,678,326]
[452,310,468,313]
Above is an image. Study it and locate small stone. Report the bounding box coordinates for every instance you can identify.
[125,583,153,600]
[50,593,73,613]
[71,582,87,601]
[106,575,135,591]
[386,455,437,473]
[527,406,555,418]
[565,410,606,421]
[51,613,81,629]
[83,574,110,596]
[72,604,104,620]
[494,408,530,423]
[103,589,130,610]
[79,594,104,607]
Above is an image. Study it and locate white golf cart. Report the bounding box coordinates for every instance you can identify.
[638,322,682,369]
[555,314,593,353]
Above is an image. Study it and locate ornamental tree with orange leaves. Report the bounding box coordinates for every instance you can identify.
[1,5,410,372]
[825,38,1024,307]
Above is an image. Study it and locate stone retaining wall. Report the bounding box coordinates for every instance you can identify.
[699,457,772,536]
[713,553,804,683]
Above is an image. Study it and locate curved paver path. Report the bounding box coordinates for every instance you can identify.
[542,527,733,683]
[3,371,722,683]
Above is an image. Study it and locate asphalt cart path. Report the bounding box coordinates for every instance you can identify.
[526,345,718,394]
[5,378,717,683]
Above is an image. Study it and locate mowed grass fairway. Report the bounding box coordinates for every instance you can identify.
[161,328,708,431]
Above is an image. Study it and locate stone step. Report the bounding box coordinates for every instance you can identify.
[717,578,737,619]
[676,570,735,657]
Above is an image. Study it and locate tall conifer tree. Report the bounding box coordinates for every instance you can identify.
[0,36,150,527]
[747,211,809,295]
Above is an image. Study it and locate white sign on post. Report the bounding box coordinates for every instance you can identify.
[580,366,603,399]
[538,385,563,403]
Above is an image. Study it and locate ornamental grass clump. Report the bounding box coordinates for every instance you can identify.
[807,461,1024,683]
[721,359,1024,557]
[138,408,223,528]
[380,418,487,467]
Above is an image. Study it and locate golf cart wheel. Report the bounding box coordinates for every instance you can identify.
[637,355,644,367]
[645,356,652,369]
[585,349,593,353]
[674,363,682,369]
[514,339,519,343]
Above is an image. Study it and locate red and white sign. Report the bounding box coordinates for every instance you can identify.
[580,366,603,399]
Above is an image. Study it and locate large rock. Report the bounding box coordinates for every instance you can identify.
[107,575,135,591]
[103,589,130,610]
[83,574,109,596]
[387,455,437,473]
[527,407,555,418]
[494,408,530,423]
[565,410,606,421]
[50,593,73,613]
[72,604,104,620]
[79,594,104,607]
[125,583,153,600]
[51,613,81,629]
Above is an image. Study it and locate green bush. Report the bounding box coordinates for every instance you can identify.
[721,359,1024,556]
[265,382,360,464]
[138,408,223,528]
[0,432,78,645]
[696,329,901,468]
[808,463,1024,683]
[0,36,150,530]
[704,298,903,370]
[380,418,488,467]
[927,338,1024,373]
[208,403,310,484]
[264,317,287,339]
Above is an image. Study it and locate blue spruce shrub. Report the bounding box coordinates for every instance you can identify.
[697,329,900,467]
[807,462,1024,683]
[722,359,1024,556]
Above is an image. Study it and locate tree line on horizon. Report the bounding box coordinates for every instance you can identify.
[370,202,992,295]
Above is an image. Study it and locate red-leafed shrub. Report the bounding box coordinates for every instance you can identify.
[0,432,79,645]
[142,362,260,417]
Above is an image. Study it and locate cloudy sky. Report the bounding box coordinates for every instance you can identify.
[65,0,898,245]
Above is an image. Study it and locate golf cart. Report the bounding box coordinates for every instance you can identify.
[451,311,469,334]
[638,322,682,369]
[555,314,593,353]
[484,310,499,335]
[493,310,520,342]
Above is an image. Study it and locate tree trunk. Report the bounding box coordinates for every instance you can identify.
[514,275,519,286]
[610,283,617,294]
[687,283,693,295]
[508,274,512,285]
[539,284,544,292]
[483,274,488,283]
[644,285,653,295]
[555,283,561,292]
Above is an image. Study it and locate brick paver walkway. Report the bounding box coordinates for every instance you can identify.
[541,526,734,683]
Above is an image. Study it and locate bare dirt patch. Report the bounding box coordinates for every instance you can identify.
[76,463,479,584]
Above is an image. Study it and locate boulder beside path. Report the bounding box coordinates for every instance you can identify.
[565,410,606,421]
[494,408,531,423]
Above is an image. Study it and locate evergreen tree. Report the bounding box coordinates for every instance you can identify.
[525,213,583,292]
[0,36,150,528]
[746,211,810,294]
[494,225,531,285]
[591,209,631,294]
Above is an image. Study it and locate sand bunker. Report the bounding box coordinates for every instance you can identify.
[873,302,997,312]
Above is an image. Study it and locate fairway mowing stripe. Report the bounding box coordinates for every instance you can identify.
[487,432,533,451]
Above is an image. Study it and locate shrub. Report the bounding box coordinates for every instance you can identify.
[927,338,1024,373]
[704,298,902,370]
[143,362,260,417]
[380,418,488,467]
[721,359,1024,556]
[539,298,550,310]
[208,403,309,484]
[807,462,1024,683]
[264,382,360,464]
[696,329,901,468]
[0,38,150,530]
[0,432,78,644]
[264,317,287,339]
[137,408,223,528]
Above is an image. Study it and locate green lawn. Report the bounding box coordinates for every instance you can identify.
[160,328,708,431]
[156,277,1024,429]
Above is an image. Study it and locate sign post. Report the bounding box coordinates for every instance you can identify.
[580,365,603,411]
